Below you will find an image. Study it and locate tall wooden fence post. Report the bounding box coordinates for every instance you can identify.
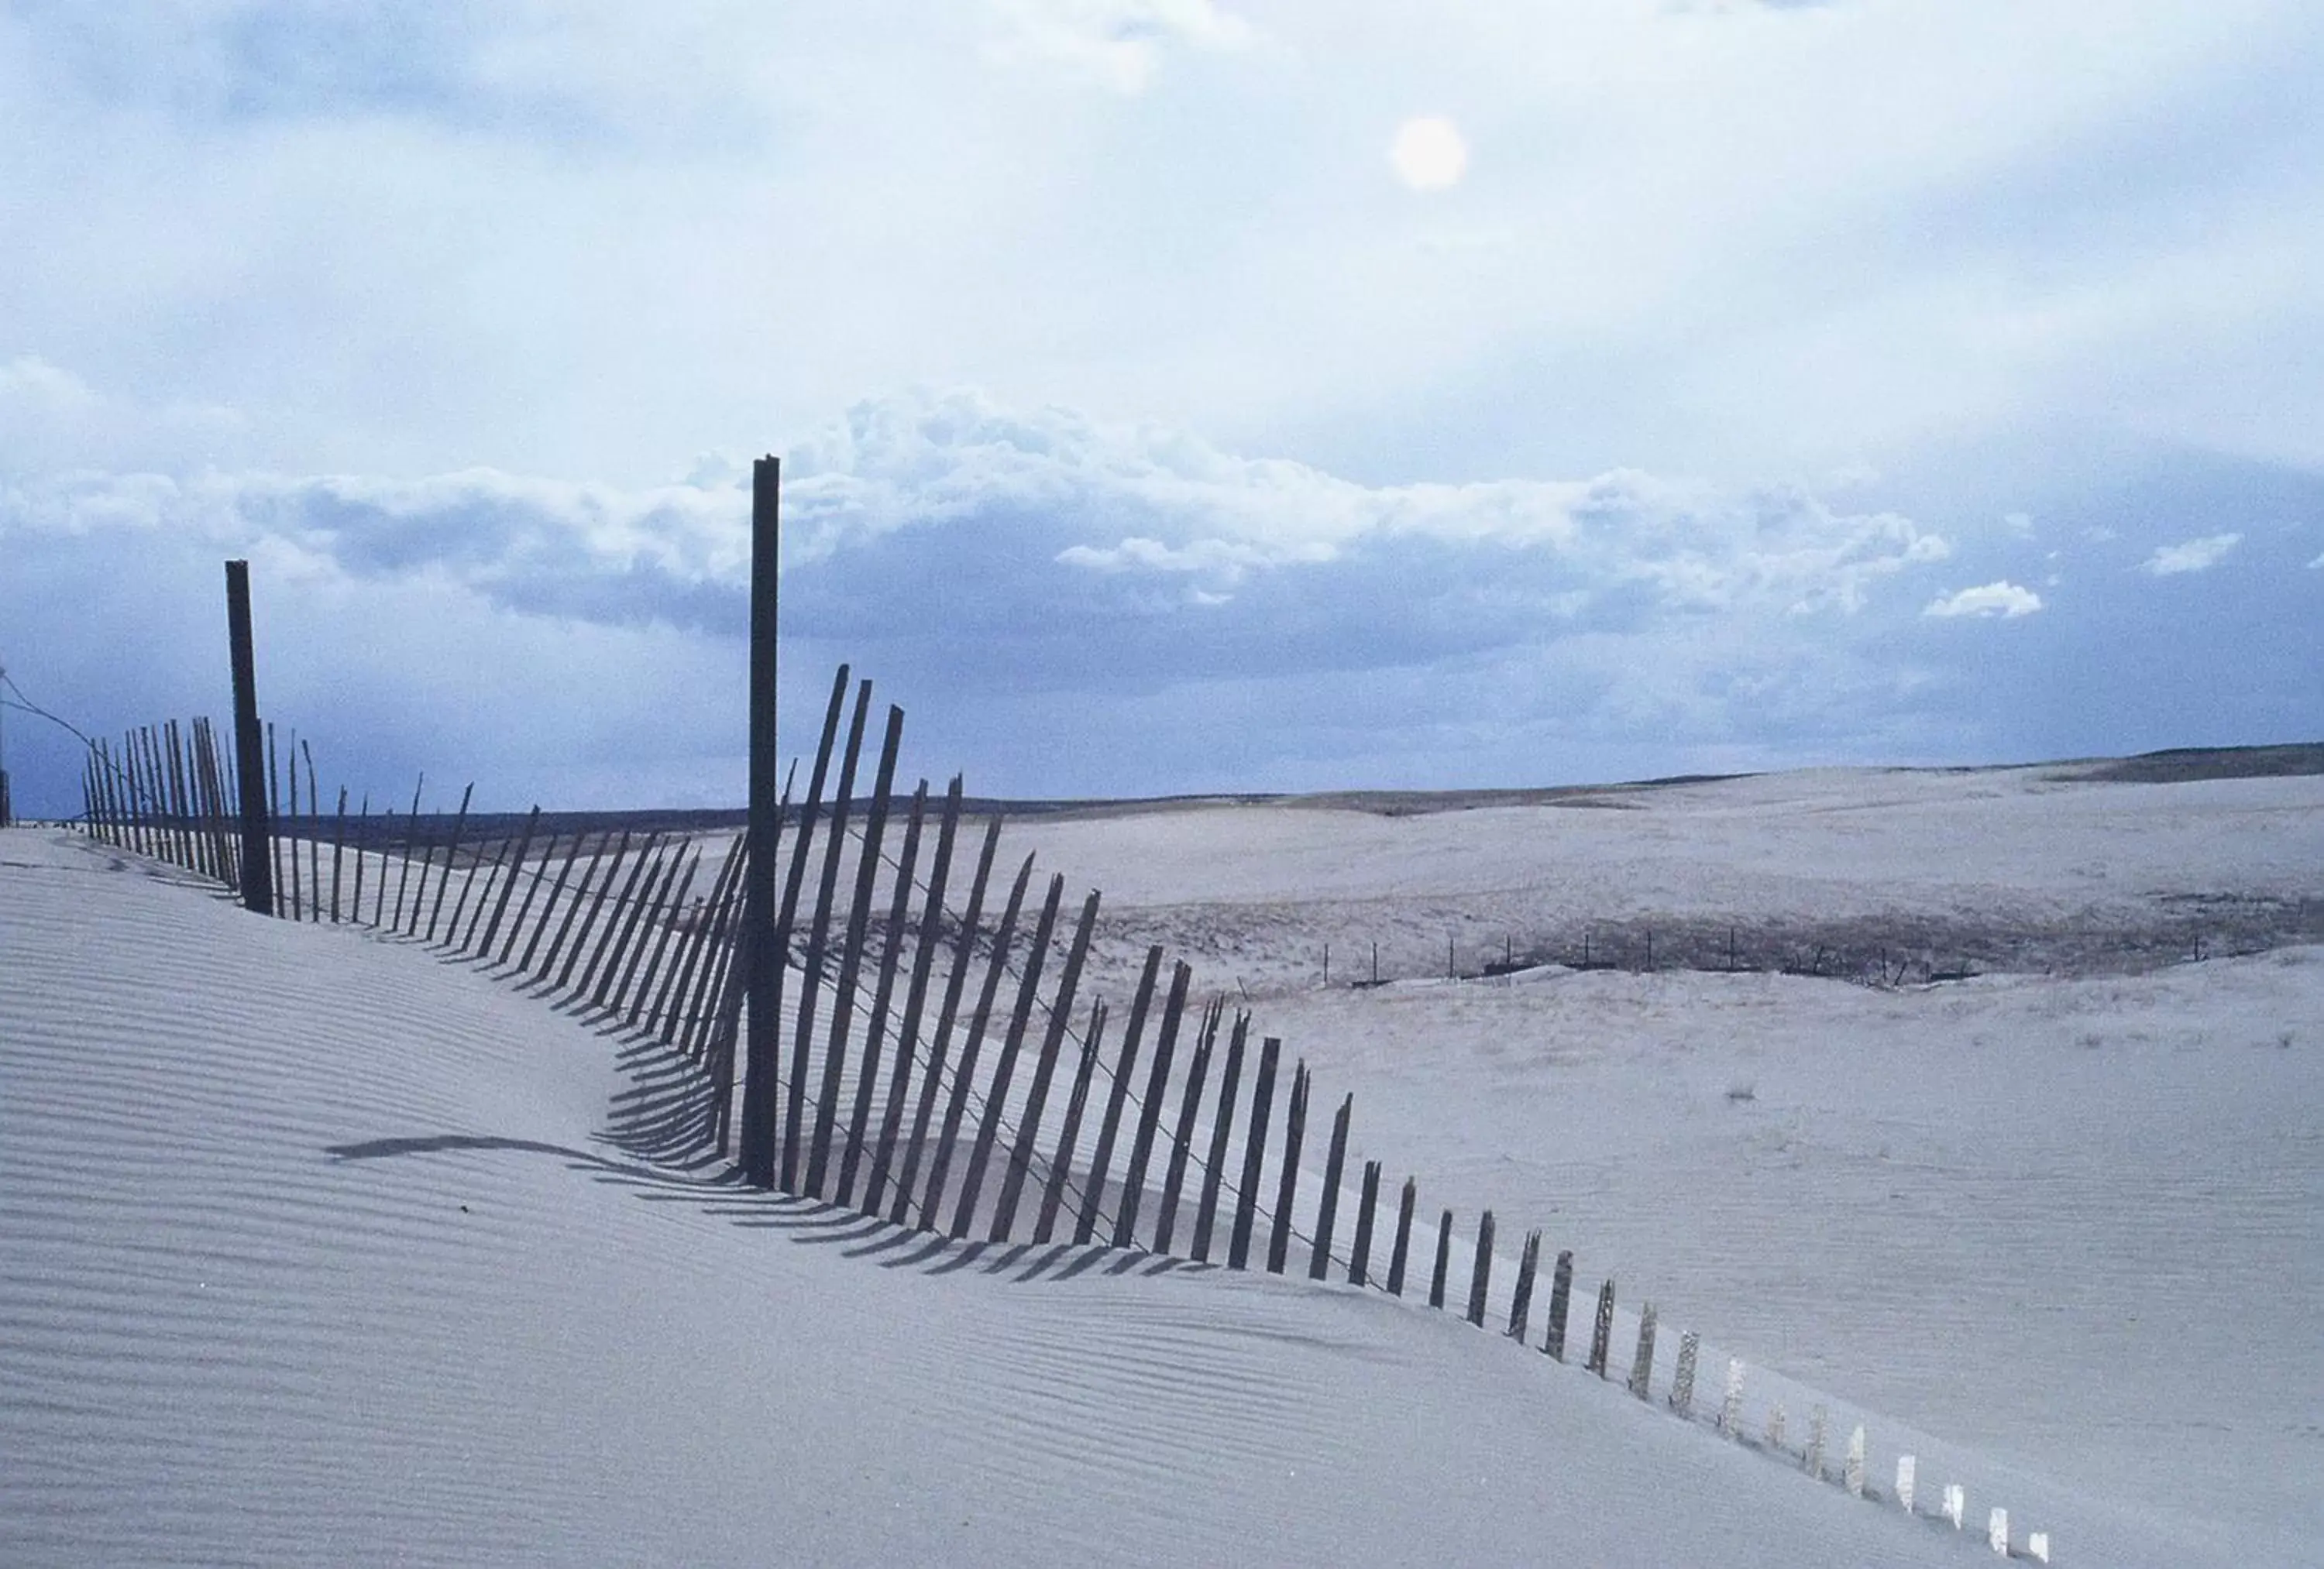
[223,560,273,916]
[737,455,785,1188]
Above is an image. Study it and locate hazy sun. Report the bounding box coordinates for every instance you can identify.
[1390,115,1468,192]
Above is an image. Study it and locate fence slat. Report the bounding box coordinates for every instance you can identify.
[1545,1250,1573,1360]
[784,677,873,1191]
[1034,1000,1108,1245]
[618,850,693,1019]
[540,830,617,981]
[992,885,1099,1242]
[659,833,743,1046]
[1428,1207,1452,1308]
[1587,1278,1616,1378]
[1152,996,1219,1255]
[1227,1037,1281,1269]
[891,815,1002,1225]
[951,868,1062,1236]
[1265,1062,1310,1275]
[1629,1302,1658,1399]
[1508,1228,1540,1340]
[1074,946,1163,1245]
[1115,961,1193,1250]
[809,703,905,1197]
[1191,1012,1247,1263]
[1309,1090,1353,1280]
[866,778,966,1216]
[1466,1210,1495,1326]
[579,833,661,1001]
[390,774,422,932]
[838,780,928,1207]
[1348,1159,1380,1286]
[503,828,569,970]
[920,849,1034,1230]
[302,741,321,922]
[476,806,541,957]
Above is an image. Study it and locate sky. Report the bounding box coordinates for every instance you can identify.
[2,0,2321,816]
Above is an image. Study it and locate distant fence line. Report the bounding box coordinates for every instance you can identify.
[72,671,2051,1560]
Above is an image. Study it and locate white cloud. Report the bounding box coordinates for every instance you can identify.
[2307,549,2323,569]
[982,0,1255,91]
[2140,532,2242,575]
[1923,581,2044,619]
[1390,117,1469,192]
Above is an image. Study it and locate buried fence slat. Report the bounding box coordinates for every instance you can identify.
[1508,1229,1540,1340]
[1629,1303,1658,1399]
[657,834,740,1044]
[1264,1060,1310,1275]
[1896,1455,1916,1514]
[809,696,901,1197]
[1844,1425,1865,1497]
[866,778,965,1215]
[373,809,396,928]
[1152,996,1219,1255]
[1191,1012,1248,1263]
[1428,1207,1452,1309]
[682,833,753,1059]
[203,721,235,887]
[1075,946,1164,1246]
[1545,1251,1574,1361]
[921,849,1035,1230]
[349,797,370,928]
[1987,1508,2007,1556]
[268,726,288,913]
[454,815,510,954]
[645,836,724,1036]
[1225,1035,1281,1269]
[786,677,874,1192]
[992,885,1099,1243]
[1309,1090,1352,1280]
[1941,1484,1964,1530]
[1348,1160,1380,1287]
[280,727,300,914]
[444,822,499,951]
[1115,961,1194,1251]
[586,834,667,1007]
[1670,1332,1699,1417]
[891,812,1002,1226]
[1804,1403,1826,1479]
[951,867,1063,1236]
[1721,1359,1745,1439]
[1033,999,1108,1245]
[1466,1210,1495,1326]
[839,780,929,1207]
[477,806,541,957]
[1586,1279,1616,1378]
[405,822,442,939]
[1766,1404,1786,1455]
[1387,1176,1416,1296]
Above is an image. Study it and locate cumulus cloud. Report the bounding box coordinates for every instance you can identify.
[2308,549,2323,569]
[2139,532,2242,575]
[1922,581,2044,620]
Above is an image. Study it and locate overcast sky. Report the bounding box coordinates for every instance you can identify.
[4,0,2320,815]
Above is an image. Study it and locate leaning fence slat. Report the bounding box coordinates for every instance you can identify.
[920,849,1034,1230]
[302,741,321,922]
[645,835,727,1039]
[1074,946,1163,1245]
[329,786,347,922]
[992,884,1099,1242]
[1466,1210,1495,1326]
[951,869,1063,1237]
[1348,1159,1380,1287]
[475,806,541,957]
[1265,1061,1311,1275]
[658,833,741,1045]
[1428,1207,1452,1309]
[1387,1176,1416,1296]
[1587,1278,1616,1378]
[583,834,665,1006]
[501,828,566,970]
[529,829,601,977]
[1152,997,1219,1255]
[838,779,928,1207]
[892,817,1003,1227]
[785,678,874,1191]
[1545,1250,1574,1361]
[1114,960,1193,1250]
[349,796,370,928]
[1629,1303,1658,1399]
[866,778,966,1215]
[614,848,689,1018]
[555,829,634,991]
[1191,1011,1248,1263]
[1309,1090,1352,1280]
[627,852,698,1028]
[808,702,905,1199]
[1508,1229,1540,1340]
[390,774,422,932]
[1226,1037,1282,1269]
[1034,1000,1109,1245]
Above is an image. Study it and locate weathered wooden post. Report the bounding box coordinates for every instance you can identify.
[788,677,873,1190]
[1033,999,1108,1244]
[1585,1279,1615,1377]
[1721,1358,1745,1437]
[1225,1035,1281,1269]
[1895,1454,1916,1513]
[1263,1060,1309,1273]
[1544,1249,1573,1361]
[1844,1425,1865,1497]
[1804,1403,1826,1478]
[1428,1209,1452,1309]
[1308,1090,1351,1279]
[1987,1508,2008,1555]
[1348,1160,1380,1287]
[1465,1210,1494,1325]
[1765,1402,1786,1454]
[1507,1228,1539,1340]
[953,868,1063,1234]
[839,781,930,1207]
[1119,963,1195,1249]
[1152,994,1217,1255]
[737,453,784,1188]
[1669,1331,1699,1416]
[223,560,274,915]
[1191,1012,1247,1262]
[810,703,906,1199]
[1386,1176,1415,1296]
[1628,1302,1657,1398]
[893,816,1002,1227]
[1941,1484,1964,1530]
[865,779,965,1214]
[921,847,1034,1231]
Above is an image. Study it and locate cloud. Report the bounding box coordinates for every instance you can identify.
[982,0,1255,91]
[2139,532,2242,576]
[2308,549,2323,569]
[1922,581,2044,620]
[1390,117,1469,192]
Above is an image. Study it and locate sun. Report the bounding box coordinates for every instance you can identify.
[1389,115,1468,192]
